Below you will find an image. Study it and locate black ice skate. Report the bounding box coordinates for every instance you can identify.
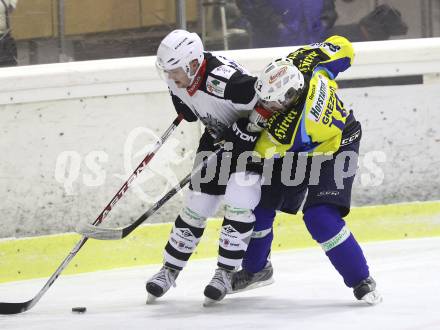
[146,266,180,303]
[353,276,383,305]
[203,268,233,306]
[231,261,274,293]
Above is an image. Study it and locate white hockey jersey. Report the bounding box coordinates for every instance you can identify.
[167,52,258,137]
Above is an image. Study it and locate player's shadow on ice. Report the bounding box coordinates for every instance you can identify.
[146,296,365,320]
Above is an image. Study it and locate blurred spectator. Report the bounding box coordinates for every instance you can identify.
[329,4,408,42]
[235,0,337,47]
[235,0,407,48]
[0,0,18,67]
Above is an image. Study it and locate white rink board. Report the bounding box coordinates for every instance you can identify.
[1,237,440,330]
[0,93,201,238]
[340,84,440,205]
[1,38,440,105]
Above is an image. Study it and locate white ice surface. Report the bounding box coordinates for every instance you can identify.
[1,237,440,330]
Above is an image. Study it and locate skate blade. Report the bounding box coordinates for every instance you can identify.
[203,297,219,307]
[146,294,158,304]
[361,290,383,305]
[230,277,275,294]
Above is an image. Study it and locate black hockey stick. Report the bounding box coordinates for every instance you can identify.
[79,148,222,240]
[0,114,183,315]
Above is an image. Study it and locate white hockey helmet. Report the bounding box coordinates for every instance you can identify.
[156,29,204,83]
[254,57,305,112]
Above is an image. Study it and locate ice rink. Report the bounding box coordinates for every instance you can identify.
[1,237,439,330]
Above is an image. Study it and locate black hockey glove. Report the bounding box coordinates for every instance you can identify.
[171,92,198,122]
[340,111,362,147]
[216,118,260,156]
[215,118,264,174]
[218,118,263,174]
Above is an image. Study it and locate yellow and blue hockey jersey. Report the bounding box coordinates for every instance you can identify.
[255,36,355,158]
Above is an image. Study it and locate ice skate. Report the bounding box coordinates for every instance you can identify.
[203,268,233,306]
[231,261,274,293]
[353,276,383,305]
[146,266,179,303]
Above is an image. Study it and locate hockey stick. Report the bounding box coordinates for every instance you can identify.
[0,114,184,315]
[79,147,223,240]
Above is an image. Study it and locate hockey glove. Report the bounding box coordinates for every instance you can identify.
[221,118,263,174]
[216,118,259,154]
[171,92,198,122]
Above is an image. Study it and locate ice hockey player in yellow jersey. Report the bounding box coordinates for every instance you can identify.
[224,36,383,305]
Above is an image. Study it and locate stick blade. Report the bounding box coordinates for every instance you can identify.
[0,301,32,314]
[77,223,123,240]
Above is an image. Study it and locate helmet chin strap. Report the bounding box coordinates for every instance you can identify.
[188,72,197,85]
[187,60,202,85]
[186,59,207,96]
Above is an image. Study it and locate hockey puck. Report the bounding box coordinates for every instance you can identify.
[72,307,87,313]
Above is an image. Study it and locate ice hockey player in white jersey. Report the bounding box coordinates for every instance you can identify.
[146,29,262,304]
